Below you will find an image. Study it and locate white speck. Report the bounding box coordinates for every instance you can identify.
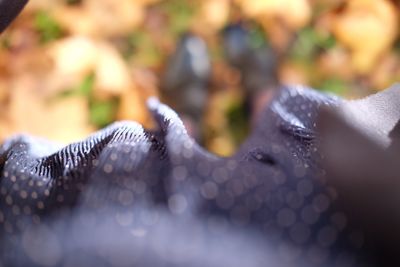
[116,212,133,226]
[313,194,330,213]
[200,181,219,199]
[168,194,188,214]
[172,166,188,181]
[131,228,147,237]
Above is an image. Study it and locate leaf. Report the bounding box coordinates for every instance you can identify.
[34,10,63,43]
[89,99,118,128]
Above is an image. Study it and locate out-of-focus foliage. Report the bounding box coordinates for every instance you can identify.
[0,0,399,155]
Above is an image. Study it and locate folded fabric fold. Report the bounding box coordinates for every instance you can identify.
[3,85,398,266]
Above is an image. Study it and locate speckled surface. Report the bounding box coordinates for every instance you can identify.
[1,1,398,265]
[0,85,377,267]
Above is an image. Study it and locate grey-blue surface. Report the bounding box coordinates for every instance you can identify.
[1,1,399,265]
[1,85,375,267]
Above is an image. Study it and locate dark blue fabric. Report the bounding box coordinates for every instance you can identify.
[0,2,394,265]
[0,85,375,267]
[0,0,28,32]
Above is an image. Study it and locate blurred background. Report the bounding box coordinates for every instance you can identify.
[0,0,399,156]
